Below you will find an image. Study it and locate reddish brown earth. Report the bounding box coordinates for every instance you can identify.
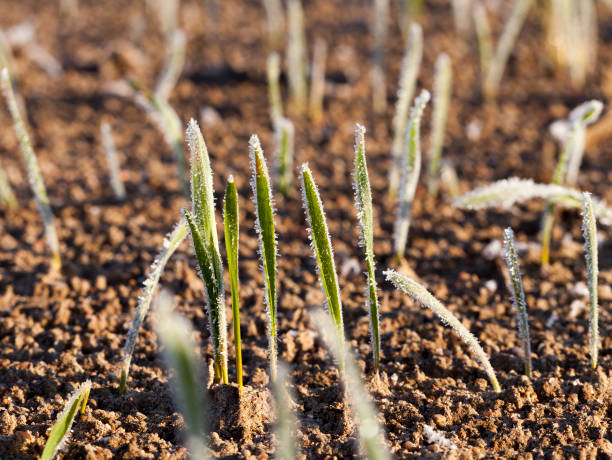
[1,0,612,458]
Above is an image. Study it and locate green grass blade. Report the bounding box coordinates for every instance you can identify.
[385,269,501,392]
[41,380,92,460]
[223,175,242,389]
[250,135,279,381]
[472,3,492,89]
[581,193,599,369]
[273,364,300,460]
[273,117,295,196]
[120,219,187,395]
[308,38,327,124]
[313,310,391,460]
[154,291,210,460]
[286,0,308,115]
[393,89,430,261]
[371,0,389,114]
[1,67,61,271]
[100,122,126,202]
[299,163,344,368]
[0,158,17,208]
[502,228,532,377]
[353,124,380,370]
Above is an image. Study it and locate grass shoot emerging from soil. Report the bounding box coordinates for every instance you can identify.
[287,0,308,115]
[100,122,126,202]
[308,37,327,124]
[119,218,188,395]
[224,175,243,389]
[300,163,345,369]
[1,67,61,271]
[250,135,279,382]
[184,119,228,384]
[502,227,532,377]
[581,192,599,369]
[353,124,381,370]
[273,117,295,196]
[155,29,186,101]
[41,380,91,460]
[371,0,389,114]
[267,52,283,124]
[385,270,502,393]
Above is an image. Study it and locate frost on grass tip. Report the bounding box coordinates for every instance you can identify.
[250,135,279,382]
[353,124,381,370]
[300,163,345,369]
[41,380,91,460]
[185,119,228,384]
[502,228,532,377]
[581,193,599,369]
[119,218,188,394]
[1,67,61,271]
[385,270,501,392]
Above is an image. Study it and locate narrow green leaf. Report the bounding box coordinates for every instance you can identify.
[223,176,242,389]
[250,135,279,381]
[120,219,188,394]
[385,270,501,392]
[41,380,92,460]
[273,117,295,196]
[286,0,308,115]
[581,193,599,369]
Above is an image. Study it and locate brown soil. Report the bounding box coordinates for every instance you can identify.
[1,0,612,458]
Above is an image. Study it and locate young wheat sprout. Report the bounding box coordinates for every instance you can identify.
[308,37,327,124]
[0,159,17,208]
[273,117,295,196]
[385,270,501,392]
[473,2,492,85]
[154,291,210,460]
[427,54,452,196]
[224,176,243,389]
[41,380,91,460]
[353,124,381,370]
[1,67,61,270]
[389,22,423,198]
[250,135,279,382]
[581,193,599,369]
[371,0,389,114]
[100,122,126,201]
[300,163,345,369]
[120,219,188,395]
[267,52,284,124]
[393,89,430,261]
[184,119,228,384]
[262,0,284,50]
[452,0,471,36]
[313,310,391,460]
[440,160,460,198]
[273,364,300,460]
[483,0,533,99]
[286,0,307,115]
[502,228,532,377]
[155,29,186,101]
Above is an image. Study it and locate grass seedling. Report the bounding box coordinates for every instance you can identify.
[393,89,430,261]
[128,78,188,197]
[473,2,492,85]
[250,135,279,382]
[452,0,471,36]
[273,364,299,460]
[453,177,612,225]
[440,160,460,198]
[300,163,345,369]
[149,0,178,40]
[482,0,533,100]
[371,0,389,114]
[286,0,307,116]
[0,159,17,208]
[100,122,126,202]
[502,227,532,377]
[184,119,228,384]
[155,29,186,101]
[41,380,91,460]
[154,291,210,460]
[267,52,283,124]
[581,193,599,369]
[427,54,452,196]
[388,22,423,198]
[223,176,242,389]
[273,117,295,196]
[1,67,61,271]
[385,269,501,392]
[0,29,16,80]
[119,219,188,395]
[262,0,284,50]
[313,310,391,460]
[308,37,327,124]
[353,124,381,370]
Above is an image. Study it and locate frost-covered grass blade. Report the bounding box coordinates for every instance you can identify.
[1,67,61,271]
[224,175,242,389]
[300,163,345,368]
[119,218,187,395]
[41,380,91,460]
[581,193,599,369]
[100,122,126,202]
[250,135,279,381]
[273,117,295,196]
[502,228,532,377]
[385,269,501,392]
[353,124,381,370]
